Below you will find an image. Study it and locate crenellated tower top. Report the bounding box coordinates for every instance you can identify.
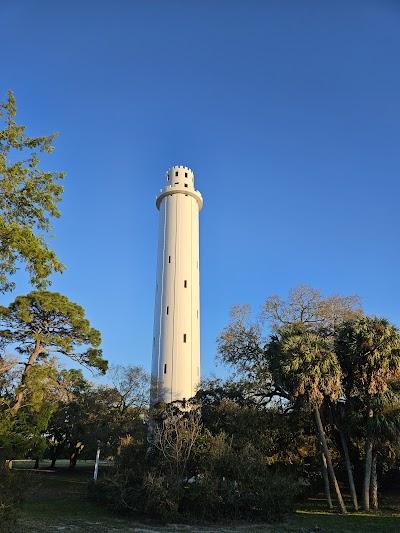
[166,165,195,184]
[156,164,203,211]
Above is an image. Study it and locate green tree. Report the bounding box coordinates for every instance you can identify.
[46,374,148,469]
[197,378,316,474]
[218,286,362,511]
[42,368,90,467]
[0,91,64,292]
[0,360,59,462]
[267,326,347,514]
[335,316,400,511]
[0,291,107,413]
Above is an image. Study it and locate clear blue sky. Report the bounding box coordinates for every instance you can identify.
[1,1,400,379]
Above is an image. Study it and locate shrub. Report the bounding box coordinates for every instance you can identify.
[180,433,301,522]
[88,435,146,513]
[180,468,300,522]
[92,414,303,524]
[143,472,179,522]
[179,473,224,520]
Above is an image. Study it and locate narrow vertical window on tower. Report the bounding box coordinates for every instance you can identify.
[164,363,167,374]
[166,306,169,315]
[183,334,187,343]
[168,256,171,263]
[184,280,187,288]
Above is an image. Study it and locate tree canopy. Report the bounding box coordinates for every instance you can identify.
[0,91,64,292]
[0,291,107,412]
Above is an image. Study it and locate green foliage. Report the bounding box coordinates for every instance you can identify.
[0,291,107,373]
[334,317,400,448]
[94,407,300,523]
[185,431,301,522]
[198,380,316,473]
[0,292,106,455]
[335,316,400,508]
[0,362,59,458]
[89,435,148,512]
[181,469,299,522]
[336,316,400,398]
[0,91,64,292]
[143,472,179,521]
[268,326,343,406]
[0,92,111,476]
[46,369,148,468]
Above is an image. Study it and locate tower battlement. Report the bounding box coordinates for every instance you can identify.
[157,165,202,211]
[166,165,195,183]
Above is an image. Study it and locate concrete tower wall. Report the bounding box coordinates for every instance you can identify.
[151,166,202,405]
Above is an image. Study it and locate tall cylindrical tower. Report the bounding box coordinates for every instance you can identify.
[151,165,203,405]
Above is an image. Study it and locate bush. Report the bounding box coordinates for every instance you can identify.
[179,473,224,520]
[88,436,147,513]
[182,432,301,522]
[143,472,179,522]
[180,468,300,522]
[91,414,303,524]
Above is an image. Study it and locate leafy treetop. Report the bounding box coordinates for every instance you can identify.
[0,291,107,412]
[268,325,343,407]
[0,291,106,371]
[0,91,64,292]
[335,316,400,398]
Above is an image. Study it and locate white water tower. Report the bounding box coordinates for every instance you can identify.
[151,166,203,405]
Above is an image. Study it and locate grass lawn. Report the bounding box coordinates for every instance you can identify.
[11,460,400,532]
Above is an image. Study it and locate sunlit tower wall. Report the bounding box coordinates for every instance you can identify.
[151,165,203,405]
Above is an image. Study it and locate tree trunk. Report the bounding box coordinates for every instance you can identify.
[370,453,378,511]
[69,443,82,470]
[363,439,373,511]
[34,457,39,469]
[50,446,59,468]
[320,447,333,509]
[13,341,42,412]
[314,406,347,514]
[69,451,78,469]
[339,430,358,510]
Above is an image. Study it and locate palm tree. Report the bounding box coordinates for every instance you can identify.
[335,317,400,511]
[267,325,347,514]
